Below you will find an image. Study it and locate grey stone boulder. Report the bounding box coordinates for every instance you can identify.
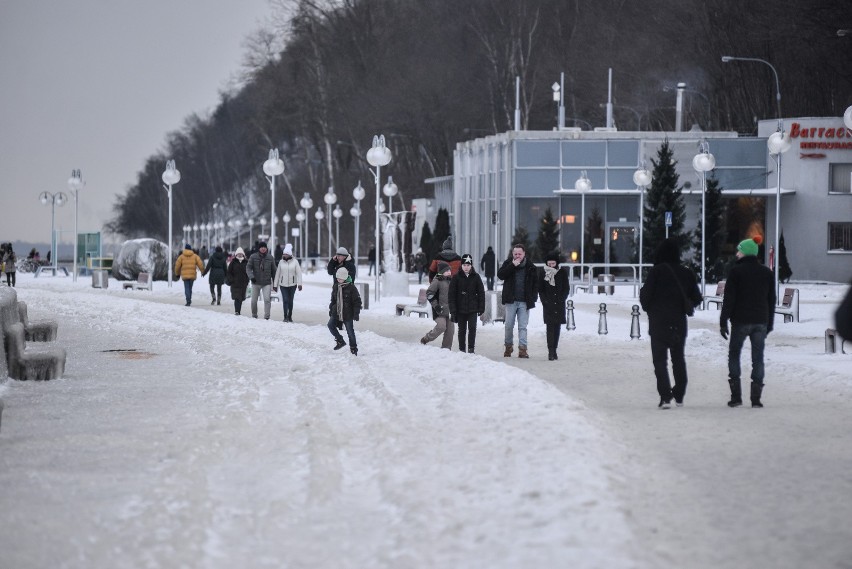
[113,238,170,281]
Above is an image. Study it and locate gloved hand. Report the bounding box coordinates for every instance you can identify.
[297,285,302,291]
[720,324,729,340]
[272,287,278,293]
[250,278,256,284]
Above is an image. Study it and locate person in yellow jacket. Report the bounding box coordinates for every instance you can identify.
[174,244,204,306]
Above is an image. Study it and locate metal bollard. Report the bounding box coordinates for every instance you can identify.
[566,300,576,331]
[598,303,608,335]
[630,305,642,339]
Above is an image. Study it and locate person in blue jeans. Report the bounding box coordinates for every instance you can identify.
[496,244,538,358]
[720,237,776,408]
[328,267,362,355]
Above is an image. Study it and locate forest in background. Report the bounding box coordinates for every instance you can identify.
[107,0,852,251]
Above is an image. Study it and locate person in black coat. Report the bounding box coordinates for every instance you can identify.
[328,267,362,355]
[835,280,852,342]
[226,247,250,315]
[640,238,703,408]
[202,246,228,305]
[720,238,776,408]
[538,251,571,361]
[496,244,539,358]
[327,246,357,282]
[480,246,496,291]
[449,254,486,353]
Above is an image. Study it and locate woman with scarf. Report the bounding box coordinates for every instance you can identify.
[226,247,249,315]
[538,252,570,361]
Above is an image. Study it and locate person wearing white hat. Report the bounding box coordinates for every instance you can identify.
[328,266,362,355]
[273,243,303,322]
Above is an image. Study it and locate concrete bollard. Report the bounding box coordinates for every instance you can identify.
[630,305,642,339]
[598,303,608,335]
[565,300,576,331]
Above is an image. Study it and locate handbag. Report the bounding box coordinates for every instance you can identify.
[664,263,695,317]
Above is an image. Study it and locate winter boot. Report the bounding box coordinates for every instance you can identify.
[503,344,513,357]
[217,294,221,305]
[751,382,764,408]
[468,347,475,354]
[211,297,216,305]
[350,346,358,356]
[518,346,529,359]
[727,379,743,407]
[334,339,347,350]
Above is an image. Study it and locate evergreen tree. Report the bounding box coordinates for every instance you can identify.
[510,225,532,261]
[691,175,728,282]
[419,221,432,264]
[778,231,793,283]
[430,208,451,260]
[535,206,560,262]
[643,140,688,264]
[585,206,605,263]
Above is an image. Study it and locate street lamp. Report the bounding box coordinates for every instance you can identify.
[206,222,213,250]
[162,160,181,288]
[300,193,314,259]
[38,191,66,271]
[366,135,392,302]
[323,187,337,256]
[633,163,652,285]
[552,81,561,128]
[295,210,306,260]
[259,216,267,243]
[233,219,243,249]
[352,180,366,265]
[383,176,398,215]
[216,221,224,249]
[281,213,289,246]
[67,169,83,281]
[315,207,325,258]
[844,105,852,130]
[575,171,591,279]
[767,120,791,305]
[192,224,199,246]
[247,218,254,247]
[333,205,343,253]
[262,149,285,253]
[721,56,782,119]
[692,141,716,299]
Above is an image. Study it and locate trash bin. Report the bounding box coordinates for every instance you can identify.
[355,282,369,310]
[92,269,109,289]
[597,273,614,295]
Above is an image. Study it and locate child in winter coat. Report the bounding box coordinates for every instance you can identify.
[421,261,455,349]
[449,254,485,353]
[328,267,362,355]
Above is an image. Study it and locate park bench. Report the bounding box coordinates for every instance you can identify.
[774,287,800,323]
[122,272,152,291]
[395,288,432,318]
[17,301,59,341]
[704,281,726,309]
[0,287,65,381]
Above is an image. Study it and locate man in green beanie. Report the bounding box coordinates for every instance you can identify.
[720,238,776,408]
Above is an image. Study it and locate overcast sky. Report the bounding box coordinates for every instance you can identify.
[0,0,273,245]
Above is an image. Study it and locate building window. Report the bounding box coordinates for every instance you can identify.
[829,163,852,194]
[828,222,852,252]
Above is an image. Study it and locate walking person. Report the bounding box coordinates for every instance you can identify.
[639,238,703,408]
[202,246,227,305]
[497,244,538,358]
[428,237,462,282]
[246,241,277,320]
[539,252,571,361]
[449,254,485,353]
[720,238,776,408]
[273,243,302,322]
[226,247,249,315]
[327,246,356,282]
[368,244,376,276]
[420,261,455,349]
[3,245,16,287]
[413,248,427,285]
[328,267,362,355]
[174,244,204,306]
[481,246,496,291]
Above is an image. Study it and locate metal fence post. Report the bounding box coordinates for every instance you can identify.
[566,299,576,331]
[630,304,641,339]
[598,303,608,335]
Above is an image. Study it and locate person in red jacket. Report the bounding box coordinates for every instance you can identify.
[427,237,462,282]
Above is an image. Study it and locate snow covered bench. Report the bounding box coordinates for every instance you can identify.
[17,301,59,342]
[395,289,432,318]
[4,323,66,381]
[774,287,799,323]
[122,272,153,291]
[704,281,725,309]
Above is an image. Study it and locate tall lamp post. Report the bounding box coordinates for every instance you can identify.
[633,164,652,286]
[300,193,314,259]
[216,222,224,249]
[366,135,392,302]
[281,213,290,246]
[352,181,366,265]
[315,208,325,258]
[324,187,337,256]
[247,218,254,247]
[38,191,67,271]
[162,160,181,288]
[333,205,343,252]
[193,224,199,246]
[259,216,267,244]
[575,171,591,279]
[67,169,83,281]
[262,149,285,253]
[295,210,306,260]
[692,141,716,298]
[721,56,782,119]
[767,121,791,305]
[206,222,213,250]
[383,176,398,215]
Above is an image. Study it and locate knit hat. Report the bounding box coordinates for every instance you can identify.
[436,261,451,274]
[461,254,473,265]
[283,243,293,256]
[258,241,268,249]
[234,247,246,258]
[441,237,453,251]
[737,239,758,257]
[336,247,349,256]
[185,243,192,250]
[335,267,349,280]
[545,251,561,264]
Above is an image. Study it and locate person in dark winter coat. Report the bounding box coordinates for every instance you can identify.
[720,238,776,408]
[422,261,455,349]
[428,237,462,282]
[226,247,249,315]
[639,238,703,408]
[202,246,228,305]
[413,248,427,284]
[835,280,852,341]
[538,252,571,361]
[328,267,362,355]
[497,244,538,358]
[449,254,486,353]
[246,241,277,320]
[327,246,357,283]
[368,245,376,276]
[480,246,496,291]
[2,245,16,287]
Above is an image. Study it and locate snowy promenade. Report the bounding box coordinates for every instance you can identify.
[1,270,850,568]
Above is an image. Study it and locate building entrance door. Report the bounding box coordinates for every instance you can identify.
[605,223,638,277]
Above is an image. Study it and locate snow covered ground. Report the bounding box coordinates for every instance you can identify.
[1,268,850,568]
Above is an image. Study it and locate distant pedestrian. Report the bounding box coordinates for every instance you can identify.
[246,241,277,320]
[421,261,455,349]
[327,246,356,282]
[174,243,204,306]
[274,242,283,264]
[328,267,362,355]
[538,251,571,361]
[273,243,303,322]
[3,245,17,287]
[449,254,485,353]
[639,238,703,408]
[226,247,249,315]
[720,237,776,408]
[481,246,496,291]
[368,245,376,276]
[413,248,427,284]
[200,245,209,264]
[202,246,227,305]
[835,280,852,342]
[428,237,462,282]
[497,244,538,358]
